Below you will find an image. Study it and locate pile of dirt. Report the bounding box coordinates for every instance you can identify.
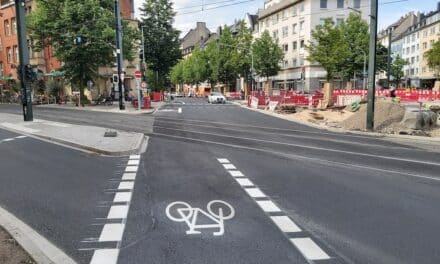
[0,227,35,264]
[340,99,406,131]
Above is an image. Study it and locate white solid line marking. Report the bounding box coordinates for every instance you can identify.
[118,182,134,190]
[113,192,132,203]
[244,188,266,198]
[223,164,237,170]
[290,238,330,260]
[217,158,230,163]
[90,248,119,264]
[235,178,254,187]
[15,136,27,139]
[125,166,138,172]
[122,173,136,181]
[107,205,129,219]
[271,216,301,233]
[127,160,139,166]
[3,138,14,142]
[256,200,281,212]
[178,107,182,113]
[229,170,244,177]
[98,224,125,242]
[129,155,140,160]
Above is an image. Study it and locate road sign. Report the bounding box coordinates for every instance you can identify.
[141,81,147,88]
[134,70,142,79]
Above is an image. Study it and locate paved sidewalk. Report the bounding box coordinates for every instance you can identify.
[0,113,147,156]
[36,101,164,115]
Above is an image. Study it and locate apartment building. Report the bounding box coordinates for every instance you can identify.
[253,0,369,93]
[419,7,440,88]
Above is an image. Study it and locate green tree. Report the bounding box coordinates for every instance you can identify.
[306,18,348,81]
[252,30,283,79]
[170,61,184,86]
[216,27,239,90]
[28,0,137,103]
[425,40,440,78]
[231,21,253,79]
[140,0,181,90]
[204,41,220,87]
[390,55,407,85]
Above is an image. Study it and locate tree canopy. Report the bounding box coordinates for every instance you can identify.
[425,40,440,78]
[390,55,407,85]
[252,30,283,79]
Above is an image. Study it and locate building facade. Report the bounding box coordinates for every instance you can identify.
[253,0,369,93]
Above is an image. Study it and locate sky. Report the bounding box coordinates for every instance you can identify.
[133,0,440,35]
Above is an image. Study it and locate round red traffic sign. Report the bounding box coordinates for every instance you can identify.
[134,70,142,79]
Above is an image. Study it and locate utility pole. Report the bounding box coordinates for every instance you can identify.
[386,29,392,88]
[141,26,146,81]
[15,0,33,121]
[366,0,378,131]
[115,0,125,110]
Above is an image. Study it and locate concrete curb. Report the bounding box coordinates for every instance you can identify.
[0,206,77,264]
[36,104,160,115]
[237,103,440,143]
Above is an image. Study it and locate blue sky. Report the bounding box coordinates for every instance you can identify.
[134,0,439,34]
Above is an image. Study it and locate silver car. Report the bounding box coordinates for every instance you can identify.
[208,92,226,104]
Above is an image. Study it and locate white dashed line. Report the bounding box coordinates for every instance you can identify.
[270,216,301,233]
[2,138,14,142]
[99,223,125,242]
[244,188,266,198]
[256,200,282,212]
[178,107,182,113]
[223,164,237,170]
[229,170,244,177]
[218,158,331,262]
[125,166,138,172]
[15,136,27,139]
[107,205,129,219]
[122,173,136,181]
[235,178,254,187]
[127,160,139,166]
[290,238,330,260]
[113,192,132,203]
[90,249,119,264]
[130,155,140,160]
[118,181,134,190]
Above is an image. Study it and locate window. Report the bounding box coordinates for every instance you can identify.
[411,34,415,42]
[416,56,419,62]
[283,60,289,68]
[406,36,410,43]
[292,23,297,34]
[272,30,279,39]
[282,43,288,52]
[300,2,304,12]
[293,41,297,50]
[265,19,269,27]
[0,63,3,77]
[11,18,16,35]
[320,0,327,8]
[410,68,414,75]
[416,44,419,50]
[272,14,279,25]
[353,0,361,8]
[300,40,305,48]
[282,10,287,20]
[4,20,10,36]
[336,18,344,26]
[6,47,11,63]
[292,58,297,67]
[423,42,427,49]
[292,7,297,16]
[320,18,326,25]
[13,45,18,62]
[299,56,304,66]
[431,27,436,35]
[282,26,288,38]
[411,45,415,53]
[430,39,434,47]
[411,57,415,64]
[406,47,410,54]
[299,21,304,32]
[337,0,344,8]
[423,30,428,37]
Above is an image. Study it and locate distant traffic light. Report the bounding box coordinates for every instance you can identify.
[112,74,119,83]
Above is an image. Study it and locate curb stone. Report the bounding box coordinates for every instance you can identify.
[0,206,77,264]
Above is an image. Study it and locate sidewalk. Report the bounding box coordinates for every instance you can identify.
[0,113,147,156]
[36,101,164,115]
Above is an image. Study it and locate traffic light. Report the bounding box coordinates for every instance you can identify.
[112,74,119,84]
[139,49,144,60]
[24,64,37,82]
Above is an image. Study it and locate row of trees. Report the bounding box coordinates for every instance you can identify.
[170,22,283,91]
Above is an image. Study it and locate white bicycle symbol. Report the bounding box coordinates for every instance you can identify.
[166,200,235,236]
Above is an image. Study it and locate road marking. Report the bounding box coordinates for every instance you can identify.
[113,192,132,203]
[217,158,230,163]
[290,238,330,260]
[256,200,281,212]
[166,200,235,236]
[223,164,237,170]
[270,216,301,233]
[244,187,266,198]
[15,135,27,139]
[2,138,14,142]
[127,159,139,166]
[178,107,182,113]
[125,166,138,172]
[118,181,134,190]
[122,173,136,181]
[90,249,119,264]
[217,158,331,261]
[130,155,140,159]
[155,126,440,166]
[229,170,244,177]
[107,205,129,219]
[235,178,254,187]
[99,223,125,242]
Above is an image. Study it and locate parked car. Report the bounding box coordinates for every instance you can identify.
[208,92,226,104]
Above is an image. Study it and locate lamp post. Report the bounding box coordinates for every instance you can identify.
[114,0,125,110]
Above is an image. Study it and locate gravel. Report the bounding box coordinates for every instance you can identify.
[0,227,35,264]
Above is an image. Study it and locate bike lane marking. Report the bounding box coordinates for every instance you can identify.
[89,154,141,264]
[216,158,331,262]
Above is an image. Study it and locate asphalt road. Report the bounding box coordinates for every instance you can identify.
[1,100,440,264]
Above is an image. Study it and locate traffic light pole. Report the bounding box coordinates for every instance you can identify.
[115,0,125,110]
[15,0,33,121]
[366,0,378,131]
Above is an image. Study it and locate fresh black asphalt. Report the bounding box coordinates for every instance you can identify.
[1,100,440,264]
